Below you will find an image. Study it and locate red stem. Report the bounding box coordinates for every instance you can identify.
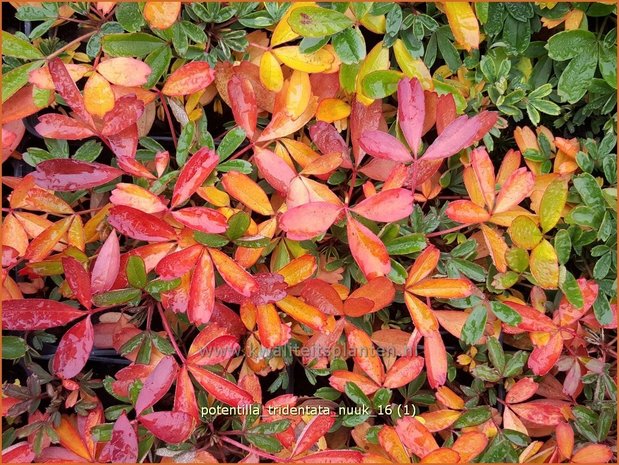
[426,223,470,238]
[157,91,178,147]
[219,436,287,462]
[157,303,186,363]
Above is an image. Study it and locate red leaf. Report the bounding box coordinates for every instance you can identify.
[309,121,352,168]
[208,248,257,297]
[351,188,413,222]
[383,355,424,388]
[505,302,557,332]
[99,412,138,463]
[188,334,239,366]
[445,199,491,224]
[2,442,35,464]
[509,399,570,426]
[139,411,193,443]
[228,75,257,140]
[398,77,425,156]
[34,114,95,140]
[528,331,563,376]
[292,413,336,457]
[52,316,94,379]
[48,58,93,126]
[296,450,364,463]
[300,279,344,315]
[188,250,215,325]
[101,95,145,136]
[188,364,254,407]
[359,130,412,162]
[493,167,535,214]
[279,202,342,240]
[90,230,120,295]
[506,377,538,404]
[346,215,390,279]
[174,366,200,420]
[435,94,456,134]
[107,124,139,161]
[135,355,179,415]
[171,147,219,208]
[32,159,123,191]
[350,98,383,166]
[161,61,215,96]
[171,207,228,234]
[62,257,92,309]
[254,147,297,193]
[422,115,480,160]
[2,299,84,330]
[108,206,176,242]
[156,244,203,280]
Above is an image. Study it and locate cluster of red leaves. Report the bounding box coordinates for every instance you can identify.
[1,22,616,464]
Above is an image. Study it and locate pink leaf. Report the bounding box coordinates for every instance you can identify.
[279,202,343,240]
[228,75,257,140]
[90,231,120,295]
[171,207,228,234]
[422,115,480,160]
[139,411,194,443]
[32,159,122,191]
[398,78,425,157]
[34,114,95,140]
[351,188,413,222]
[347,214,391,279]
[171,147,219,208]
[253,147,296,193]
[52,316,94,379]
[359,130,412,163]
[99,412,138,463]
[136,355,179,415]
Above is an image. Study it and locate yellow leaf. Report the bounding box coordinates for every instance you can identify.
[508,216,543,250]
[360,14,386,34]
[143,1,180,30]
[285,70,311,119]
[316,98,351,123]
[393,39,433,90]
[260,51,284,92]
[272,46,334,73]
[444,2,480,51]
[530,239,559,289]
[356,41,390,105]
[539,178,568,233]
[83,72,114,118]
[271,2,315,47]
[481,224,509,273]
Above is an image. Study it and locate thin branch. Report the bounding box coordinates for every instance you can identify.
[157,303,186,363]
[46,31,97,60]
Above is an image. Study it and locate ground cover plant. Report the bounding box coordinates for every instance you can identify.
[1,1,617,463]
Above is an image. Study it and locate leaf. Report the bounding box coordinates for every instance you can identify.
[187,250,215,325]
[272,46,335,73]
[329,371,380,395]
[347,214,391,279]
[171,207,228,234]
[24,216,73,262]
[352,189,413,222]
[143,1,181,29]
[2,61,43,103]
[162,61,215,96]
[404,293,439,336]
[34,114,96,140]
[2,299,85,330]
[292,413,336,457]
[52,316,94,379]
[316,98,351,123]
[136,356,179,415]
[127,255,147,289]
[110,183,168,214]
[359,130,412,162]
[557,49,598,104]
[395,416,439,459]
[253,147,296,193]
[171,147,219,207]
[228,75,257,140]
[97,57,152,86]
[505,377,538,404]
[361,70,403,99]
[287,6,353,38]
[99,413,138,463]
[508,216,542,250]
[573,173,606,211]
[91,231,120,295]
[493,167,535,213]
[490,301,522,326]
[260,51,284,91]
[188,364,254,407]
[393,39,433,90]
[509,399,570,426]
[384,355,424,389]
[530,240,559,289]
[571,444,613,464]
[275,295,333,332]
[528,331,563,376]
[103,33,167,57]
[333,27,366,65]
[221,171,274,215]
[2,31,43,59]
[209,248,257,297]
[139,411,193,443]
[546,30,597,61]
[461,305,487,345]
[423,115,480,160]
[345,324,385,385]
[84,72,115,119]
[445,200,491,224]
[48,58,93,126]
[2,336,28,360]
[101,95,145,136]
[386,234,427,255]
[108,206,177,242]
[444,2,479,51]
[217,126,246,161]
[62,257,92,309]
[408,278,474,299]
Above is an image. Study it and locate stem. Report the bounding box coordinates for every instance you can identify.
[346,168,358,205]
[46,31,97,60]
[157,91,178,147]
[219,436,287,463]
[157,303,186,363]
[228,142,255,161]
[426,223,470,238]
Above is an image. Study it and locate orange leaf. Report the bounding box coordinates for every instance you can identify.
[408,278,474,299]
[257,303,290,349]
[345,324,385,385]
[470,147,496,210]
[143,1,180,30]
[556,422,574,459]
[505,377,538,404]
[228,75,257,140]
[571,444,613,463]
[404,292,439,336]
[383,355,424,389]
[83,72,115,118]
[97,57,151,87]
[395,416,439,459]
[110,183,167,213]
[424,330,447,389]
[445,199,491,224]
[451,431,489,462]
[24,216,72,262]
[528,331,563,376]
[346,215,390,279]
[420,448,460,463]
[285,70,311,120]
[378,426,411,463]
[221,171,274,216]
[444,2,480,51]
[419,409,461,432]
[278,254,317,286]
[406,244,440,286]
[188,250,215,325]
[276,295,334,332]
[329,371,379,395]
[162,62,215,96]
[480,223,508,273]
[316,98,351,123]
[54,416,92,461]
[436,386,465,410]
[493,167,535,214]
[344,277,395,317]
[208,248,257,297]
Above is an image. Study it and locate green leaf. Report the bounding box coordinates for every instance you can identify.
[361,70,403,99]
[503,350,528,377]
[176,122,196,167]
[436,27,461,72]
[299,37,329,54]
[126,256,147,289]
[453,406,492,428]
[227,212,251,240]
[2,61,44,103]
[73,141,103,162]
[373,388,392,411]
[540,179,568,233]
[249,419,291,435]
[598,44,617,89]
[505,2,534,21]
[557,49,598,104]
[217,159,253,174]
[486,337,505,372]
[217,127,247,161]
[2,31,43,59]
[234,236,271,248]
[246,433,282,453]
[144,45,171,89]
[287,6,354,38]
[461,305,487,345]
[559,268,584,308]
[93,288,142,307]
[339,63,360,93]
[345,382,371,408]
[315,387,341,401]
[102,33,166,57]
[503,429,530,447]
[490,301,522,326]
[145,278,181,296]
[2,336,28,360]
[332,28,366,65]
[502,15,531,53]
[116,2,145,32]
[385,234,427,255]
[546,30,597,61]
[194,232,230,247]
[593,292,613,326]
[573,173,606,211]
